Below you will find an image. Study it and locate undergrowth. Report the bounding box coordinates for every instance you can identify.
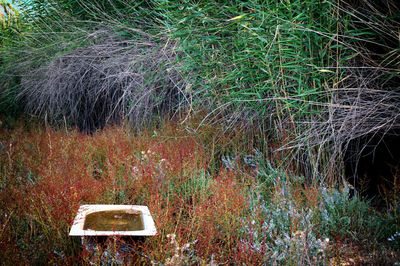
[0,120,398,264]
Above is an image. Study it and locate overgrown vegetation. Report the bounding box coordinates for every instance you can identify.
[0,0,399,264]
[18,30,188,132]
[1,0,399,177]
[0,120,398,264]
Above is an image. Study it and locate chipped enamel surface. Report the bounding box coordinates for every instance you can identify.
[69,205,157,236]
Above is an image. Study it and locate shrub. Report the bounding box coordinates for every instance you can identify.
[239,176,329,265]
[17,29,189,132]
[319,186,398,244]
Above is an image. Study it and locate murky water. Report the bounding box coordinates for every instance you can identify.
[83,210,144,231]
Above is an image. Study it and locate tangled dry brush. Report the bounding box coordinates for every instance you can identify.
[18,29,190,132]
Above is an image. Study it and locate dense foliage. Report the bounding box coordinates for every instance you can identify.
[0,0,399,264]
[0,0,398,177]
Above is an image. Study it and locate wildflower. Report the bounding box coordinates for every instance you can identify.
[167,233,177,245]
[159,159,169,170]
[132,166,139,175]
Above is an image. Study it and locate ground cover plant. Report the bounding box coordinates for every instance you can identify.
[0,119,399,264]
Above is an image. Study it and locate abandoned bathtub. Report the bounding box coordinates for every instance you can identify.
[69,205,157,237]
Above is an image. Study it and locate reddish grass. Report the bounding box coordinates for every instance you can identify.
[0,120,259,264]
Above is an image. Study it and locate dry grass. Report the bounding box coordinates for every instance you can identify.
[17,28,190,132]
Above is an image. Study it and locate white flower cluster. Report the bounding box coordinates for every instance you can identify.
[164,233,197,265]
